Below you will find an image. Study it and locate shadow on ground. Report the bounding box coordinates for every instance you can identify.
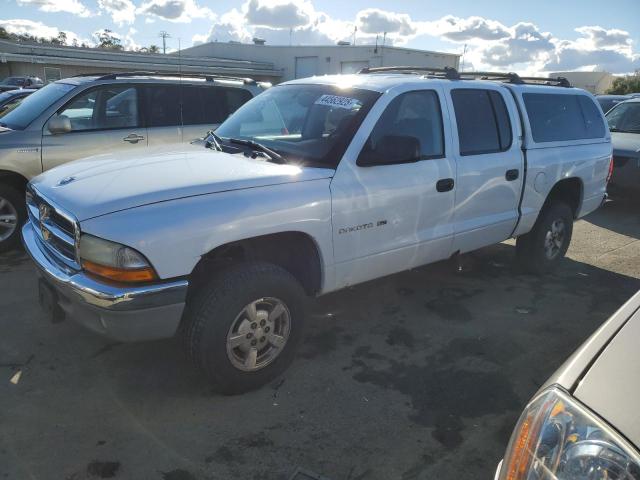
[1,222,639,479]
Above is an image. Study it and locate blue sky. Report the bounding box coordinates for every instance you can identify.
[2,0,639,73]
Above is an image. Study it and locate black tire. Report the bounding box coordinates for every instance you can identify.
[0,183,26,253]
[516,202,574,274]
[181,262,307,394]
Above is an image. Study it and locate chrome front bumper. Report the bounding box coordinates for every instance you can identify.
[22,221,189,342]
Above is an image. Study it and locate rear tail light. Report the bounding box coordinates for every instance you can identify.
[607,155,614,183]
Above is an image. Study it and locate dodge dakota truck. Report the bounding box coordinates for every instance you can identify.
[22,67,612,394]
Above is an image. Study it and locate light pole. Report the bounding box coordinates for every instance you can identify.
[159,31,171,54]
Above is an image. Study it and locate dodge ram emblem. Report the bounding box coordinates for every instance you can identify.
[39,204,50,222]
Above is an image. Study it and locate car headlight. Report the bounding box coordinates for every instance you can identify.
[500,386,640,480]
[79,234,157,283]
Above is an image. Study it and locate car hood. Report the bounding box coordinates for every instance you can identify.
[611,132,640,156]
[31,144,335,221]
[573,294,640,447]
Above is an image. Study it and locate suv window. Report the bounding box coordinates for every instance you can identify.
[146,84,253,127]
[363,90,444,162]
[58,85,139,132]
[523,93,606,143]
[606,101,640,133]
[451,88,512,156]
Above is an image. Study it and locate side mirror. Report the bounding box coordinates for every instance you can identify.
[48,115,71,135]
[357,134,421,166]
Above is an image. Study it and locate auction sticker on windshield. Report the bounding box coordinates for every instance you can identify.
[314,95,362,110]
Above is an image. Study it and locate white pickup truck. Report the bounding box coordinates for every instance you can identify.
[22,68,612,394]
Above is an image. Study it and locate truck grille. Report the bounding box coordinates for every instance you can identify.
[26,185,80,270]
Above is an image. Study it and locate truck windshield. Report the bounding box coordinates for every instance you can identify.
[606,102,640,133]
[0,82,75,130]
[215,84,381,167]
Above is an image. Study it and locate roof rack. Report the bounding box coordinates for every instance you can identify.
[357,66,572,88]
[72,71,257,85]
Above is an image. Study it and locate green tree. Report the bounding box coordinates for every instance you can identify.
[148,44,160,53]
[97,29,123,51]
[607,72,640,94]
[0,27,10,40]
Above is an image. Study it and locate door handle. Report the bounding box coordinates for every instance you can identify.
[123,133,144,144]
[505,169,519,181]
[436,178,455,192]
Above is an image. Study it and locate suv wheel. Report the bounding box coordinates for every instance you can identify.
[0,184,26,253]
[182,262,307,394]
[516,202,574,274]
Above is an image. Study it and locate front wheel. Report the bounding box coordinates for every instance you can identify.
[181,262,307,394]
[0,183,26,253]
[516,202,574,274]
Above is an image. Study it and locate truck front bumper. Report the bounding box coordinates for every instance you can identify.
[22,222,189,342]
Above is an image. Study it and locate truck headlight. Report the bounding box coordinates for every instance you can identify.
[500,386,640,480]
[79,234,157,283]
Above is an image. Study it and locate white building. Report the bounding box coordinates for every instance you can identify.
[180,41,461,82]
[549,71,615,94]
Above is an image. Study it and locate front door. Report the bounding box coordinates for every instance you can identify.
[42,84,146,172]
[330,88,457,289]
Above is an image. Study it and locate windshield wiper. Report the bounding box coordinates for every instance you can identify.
[226,137,286,164]
[204,130,223,151]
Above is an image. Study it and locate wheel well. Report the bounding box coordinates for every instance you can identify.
[189,232,323,297]
[544,178,583,218]
[0,171,28,192]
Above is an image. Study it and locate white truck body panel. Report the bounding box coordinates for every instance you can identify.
[26,74,612,296]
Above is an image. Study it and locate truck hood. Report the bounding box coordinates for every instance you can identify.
[611,132,640,156]
[31,145,335,221]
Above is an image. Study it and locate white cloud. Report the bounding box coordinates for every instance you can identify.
[574,26,632,49]
[193,8,252,44]
[137,0,215,23]
[15,0,91,17]
[244,0,313,29]
[356,9,414,37]
[421,15,510,41]
[0,18,91,45]
[98,0,136,26]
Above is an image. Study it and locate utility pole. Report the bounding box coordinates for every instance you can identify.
[461,43,468,72]
[159,31,170,54]
[352,26,357,46]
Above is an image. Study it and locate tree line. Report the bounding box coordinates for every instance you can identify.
[0,27,161,53]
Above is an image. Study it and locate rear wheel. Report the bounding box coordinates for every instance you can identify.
[0,184,26,253]
[516,202,573,274]
[181,262,307,394]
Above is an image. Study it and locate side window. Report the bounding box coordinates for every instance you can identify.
[181,86,205,125]
[224,88,253,116]
[451,88,512,156]
[59,85,139,132]
[202,87,226,125]
[364,90,445,162]
[523,93,606,143]
[146,85,180,128]
[58,89,98,131]
[0,97,25,117]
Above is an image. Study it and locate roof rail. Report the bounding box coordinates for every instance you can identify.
[358,66,460,79]
[357,66,572,87]
[72,71,257,85]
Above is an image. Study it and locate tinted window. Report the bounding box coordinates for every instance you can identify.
[523,93,606,143]
[489,90,513,150]
[146,85,180,127]
[606,102,640,133]
[225,88,253,116]
[0,82,75,130]
[181,86,206,125]
[0,97,26,118]
[452,89,510,155]
[364,90,444,162]
[202,88,226,124]
[58,85,139,131]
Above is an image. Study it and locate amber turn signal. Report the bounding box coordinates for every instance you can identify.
[82,259,157,283]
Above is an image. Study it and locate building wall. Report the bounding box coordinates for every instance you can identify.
[180,43,460,82]
[550,71,615,94]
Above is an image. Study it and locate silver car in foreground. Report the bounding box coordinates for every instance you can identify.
[496,290,640,480]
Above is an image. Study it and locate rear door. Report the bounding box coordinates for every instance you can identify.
[445,85,524,253]
[42,83,146,171]
[144,84,183,147]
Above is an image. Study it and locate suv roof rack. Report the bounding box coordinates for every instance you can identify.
[72,71,257,85]
[357,66,572,88]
